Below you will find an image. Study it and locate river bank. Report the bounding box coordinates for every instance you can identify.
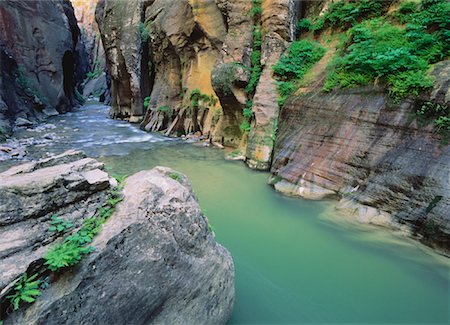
[0,102,448,324]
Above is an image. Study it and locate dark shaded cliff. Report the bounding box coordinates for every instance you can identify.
[0,0,88,136]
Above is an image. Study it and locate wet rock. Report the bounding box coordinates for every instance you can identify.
[14,118,33,127]
[5,166,234,324]
[42,108,59,117]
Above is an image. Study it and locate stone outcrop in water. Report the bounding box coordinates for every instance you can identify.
[0,0,89,135]
[271,61,450,251]
[0,152,235,324]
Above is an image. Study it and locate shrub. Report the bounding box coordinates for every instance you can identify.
[245,25,263,95]
[388,70,434,98]
[240,120,251,133]
[274,40,326,80]
[323,18,437,99]
[7,273,41,310]
[273,40,325,105]
[394,1,419,23]
[212,63,237,95]
[297,18,313,34]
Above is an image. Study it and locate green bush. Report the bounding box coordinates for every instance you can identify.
[308,0,384,32]
[212,63,238,95]
[245,25,263,95]
[169,172,182,182]
[273,40,325,105]
[44,242,93,271]
[323,18,438,99]
[296,18,313,34]
[240,120,251,133]
[157,105,171,114]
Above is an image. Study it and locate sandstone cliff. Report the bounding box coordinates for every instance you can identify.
[0,0,88,135]
[0,152,235,324]
[95,0,298,152]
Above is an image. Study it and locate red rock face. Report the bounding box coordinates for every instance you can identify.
[271,62,450,251]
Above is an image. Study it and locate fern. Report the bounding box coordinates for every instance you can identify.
[44,242,94,271]
[48,215,74,234]
[7,273,41,310]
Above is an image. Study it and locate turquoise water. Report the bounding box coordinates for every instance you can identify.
[4,103,449,324]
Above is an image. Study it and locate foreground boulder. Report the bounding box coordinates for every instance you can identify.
[0,150,113,291]
[1,154,234,324]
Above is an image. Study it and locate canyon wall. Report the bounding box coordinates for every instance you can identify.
[0,0,88,135]
[95,0,298,149]
[271,61,450,251]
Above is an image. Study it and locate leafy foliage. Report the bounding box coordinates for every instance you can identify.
[273,40,326,106]
[85,60,102,82]
[212,63,238,95]
[7,273,41,310]
[245,25,263,95]
[143,96,151,109]
[323,17,439,99]
[48,215,74,235]
[157,105,171,116]
[15,66,48,104]
[169,172,182,182]
[139,22,149,44]
[299,0,385,33]
[416,101,450,142]
[239,120,251,133]
[44,183,124,273]
[44,242,93,271]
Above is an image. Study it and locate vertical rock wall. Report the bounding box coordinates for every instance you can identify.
[245,0,299,170]
[0,0,88,132]
[95,0,146,121]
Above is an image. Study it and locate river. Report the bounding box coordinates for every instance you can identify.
[2,102,449,324]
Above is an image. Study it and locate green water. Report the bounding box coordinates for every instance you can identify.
[4,103,449,324]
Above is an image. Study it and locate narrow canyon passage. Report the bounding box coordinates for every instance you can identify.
[5,101,449,324]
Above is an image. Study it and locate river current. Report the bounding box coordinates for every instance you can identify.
[2,102,449,324]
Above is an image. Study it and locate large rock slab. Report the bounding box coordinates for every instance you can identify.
[0,150,113,291]
[5,166,234,324]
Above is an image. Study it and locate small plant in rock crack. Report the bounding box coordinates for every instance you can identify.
[7,273,41,310]
[48,215,74,234]
[44,242,94,271]
[169,172,182,182]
